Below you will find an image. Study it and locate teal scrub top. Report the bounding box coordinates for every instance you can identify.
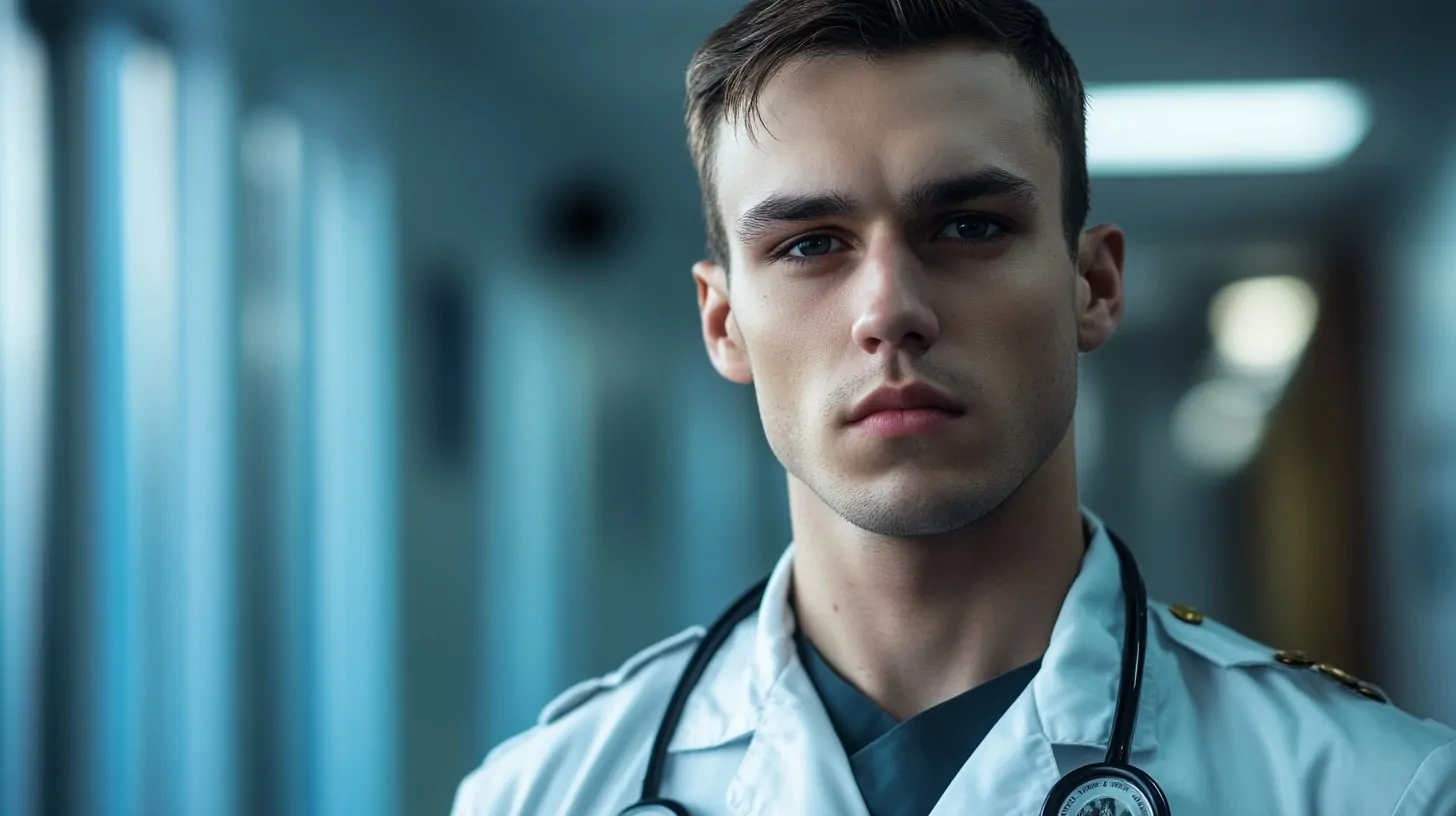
[796,632,1041,816]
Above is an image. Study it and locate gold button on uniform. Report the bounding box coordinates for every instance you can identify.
[1168,604,1204,625]
[1316,663,1359,686]
[1274,649,1316,667]
[1311,663,1389,704]
[1267,650,1389,704]
[1354,683,1389,704]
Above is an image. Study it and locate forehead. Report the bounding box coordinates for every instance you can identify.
[712,46,1058,228]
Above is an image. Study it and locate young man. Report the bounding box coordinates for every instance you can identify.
[452,1,1456,813]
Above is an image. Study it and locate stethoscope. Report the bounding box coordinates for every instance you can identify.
[620,531,1171,815]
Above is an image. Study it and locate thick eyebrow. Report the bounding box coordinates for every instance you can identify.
[735,190,857,245]
[733,167,1040,245]
[898,168,1040,216]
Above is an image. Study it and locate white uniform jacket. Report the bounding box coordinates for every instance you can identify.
[451,515,1456,815]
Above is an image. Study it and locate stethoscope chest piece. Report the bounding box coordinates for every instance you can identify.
[619,799,692,816]
[1041,763,1169,816]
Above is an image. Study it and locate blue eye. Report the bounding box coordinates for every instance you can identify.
[786,235,842,258]
[936,216,1005,242]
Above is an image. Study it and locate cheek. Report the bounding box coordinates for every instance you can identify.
[950,260,1078,385]
[995,255,1075,342]
[740,286,838,382]
[738,298,837,444]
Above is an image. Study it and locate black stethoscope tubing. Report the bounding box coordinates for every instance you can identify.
[1106,528,1147,767]
[622,531,1169,815]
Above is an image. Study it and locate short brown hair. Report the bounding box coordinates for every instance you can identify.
[685,0,1089,268]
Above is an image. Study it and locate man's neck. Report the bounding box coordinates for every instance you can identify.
[787,440,1086,721]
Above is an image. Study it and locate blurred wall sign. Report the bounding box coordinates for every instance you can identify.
[419,264,474,468]
[534,174,633,263]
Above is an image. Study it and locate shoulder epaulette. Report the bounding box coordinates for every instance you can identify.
[538,626,706,725]
[1155,600,1388,703]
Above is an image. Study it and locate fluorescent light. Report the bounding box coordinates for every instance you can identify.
[1086,80,1371,175]
[1209,275,1319,375]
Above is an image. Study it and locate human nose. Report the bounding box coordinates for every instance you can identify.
[848,242,940,358]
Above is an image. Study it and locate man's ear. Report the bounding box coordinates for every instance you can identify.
[1075,224,1127,354]
[693,260,753,385]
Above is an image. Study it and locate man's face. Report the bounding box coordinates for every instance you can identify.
[695,46,1123,537]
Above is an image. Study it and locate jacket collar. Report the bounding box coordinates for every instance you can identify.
[666,544,793,752]
[668,509,1168,757]
[1031,510,1166,754]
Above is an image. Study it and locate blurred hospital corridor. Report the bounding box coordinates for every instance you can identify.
[2,0,1456,814]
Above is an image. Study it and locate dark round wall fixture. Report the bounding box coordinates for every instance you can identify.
[535,174,634,262]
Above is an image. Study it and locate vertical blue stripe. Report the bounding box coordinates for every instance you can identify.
[674,361,760,624]
[237,105,307,816]
[364,147,399,816]
[481,279,584,745]
[309,137,397,816]
[80,19,132,816]
[176,48,236,816]
[0,15,49,816]
[309,137,348,816]
[287,127,317,816]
